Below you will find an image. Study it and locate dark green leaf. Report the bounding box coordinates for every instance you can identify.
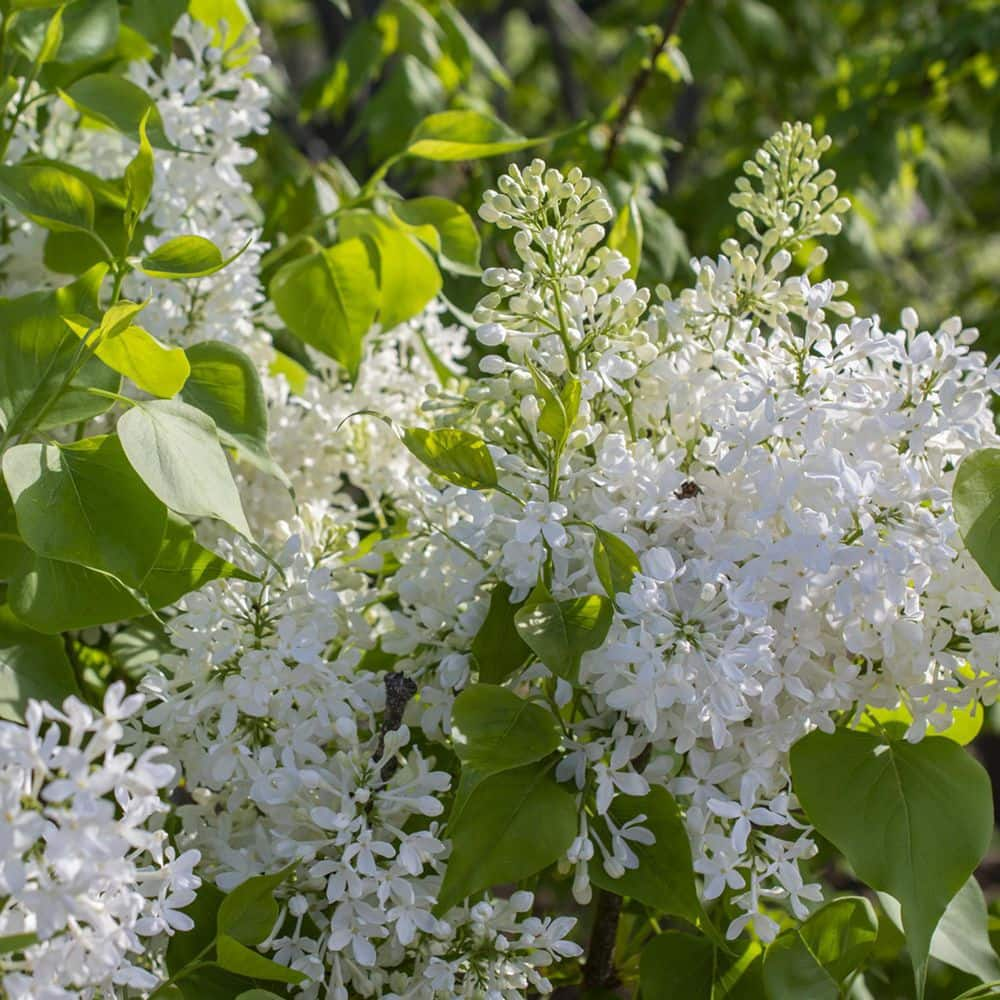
[216,935,305,984]
[640,931,716,1000]
[0,287,119,438]
[14,0,117,63]
[142,514,255,608]
[166,883,224,975]
[514,592,612,683]
[180,341,277,474]
[470,582,530,684]
[590,786,701,926]
[451,684,561,776]
[762,897,877,999]
[0,603,79,722]
[436,760,576,914]
[790,728,993,994]
[880,876,1000,983]
[0,931,38,955]
[218,865,296,946]
[61,74,174,148]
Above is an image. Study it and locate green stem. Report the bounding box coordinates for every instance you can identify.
[148,941,215,998]
[0,36,44,163]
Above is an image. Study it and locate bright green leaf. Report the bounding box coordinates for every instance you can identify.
[436,760,576,914]
[451,684,561,776]
[593,529,641,598]
[533,370,580,458]
[99,326,189,398]
[608,195,643,279]
[392,196,481,275]
[339,211,441,330]
[400,426,497,489]
[118,399,252,539]
[7,557,150,633]
[37,5,64,64]
[64,316,190,398]
[3,435,167,587]
[140,235,230,279]
[269,239,378,379]
[953,448,1000,590]
[124,110,155,238]
[857,695,984,746]
[405,110,543,161]
[188,0,252,54]
[0,163,94,232]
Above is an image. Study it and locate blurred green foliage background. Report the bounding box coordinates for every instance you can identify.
[248,0,999,354]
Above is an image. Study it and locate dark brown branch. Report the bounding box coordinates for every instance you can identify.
[603,0,692,170]
[373,671,417,785]
[582,888,623,990]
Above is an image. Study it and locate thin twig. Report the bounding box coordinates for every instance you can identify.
[603,0,692,170]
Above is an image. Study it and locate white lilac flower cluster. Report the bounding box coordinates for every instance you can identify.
[0,684,200,998]
[1,15,270,356]
[143,519,581,998]
[246,303,470,531]
[333,126,996,941]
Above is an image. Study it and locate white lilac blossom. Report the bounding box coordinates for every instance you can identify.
[152,123,999,981]
[0,15,271,356]
[144,516,581,998]
[324,128,997,942]
[244,303,471,532]
[0,685,200,998]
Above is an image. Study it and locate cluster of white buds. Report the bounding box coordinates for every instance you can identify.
[730,121,852,249]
